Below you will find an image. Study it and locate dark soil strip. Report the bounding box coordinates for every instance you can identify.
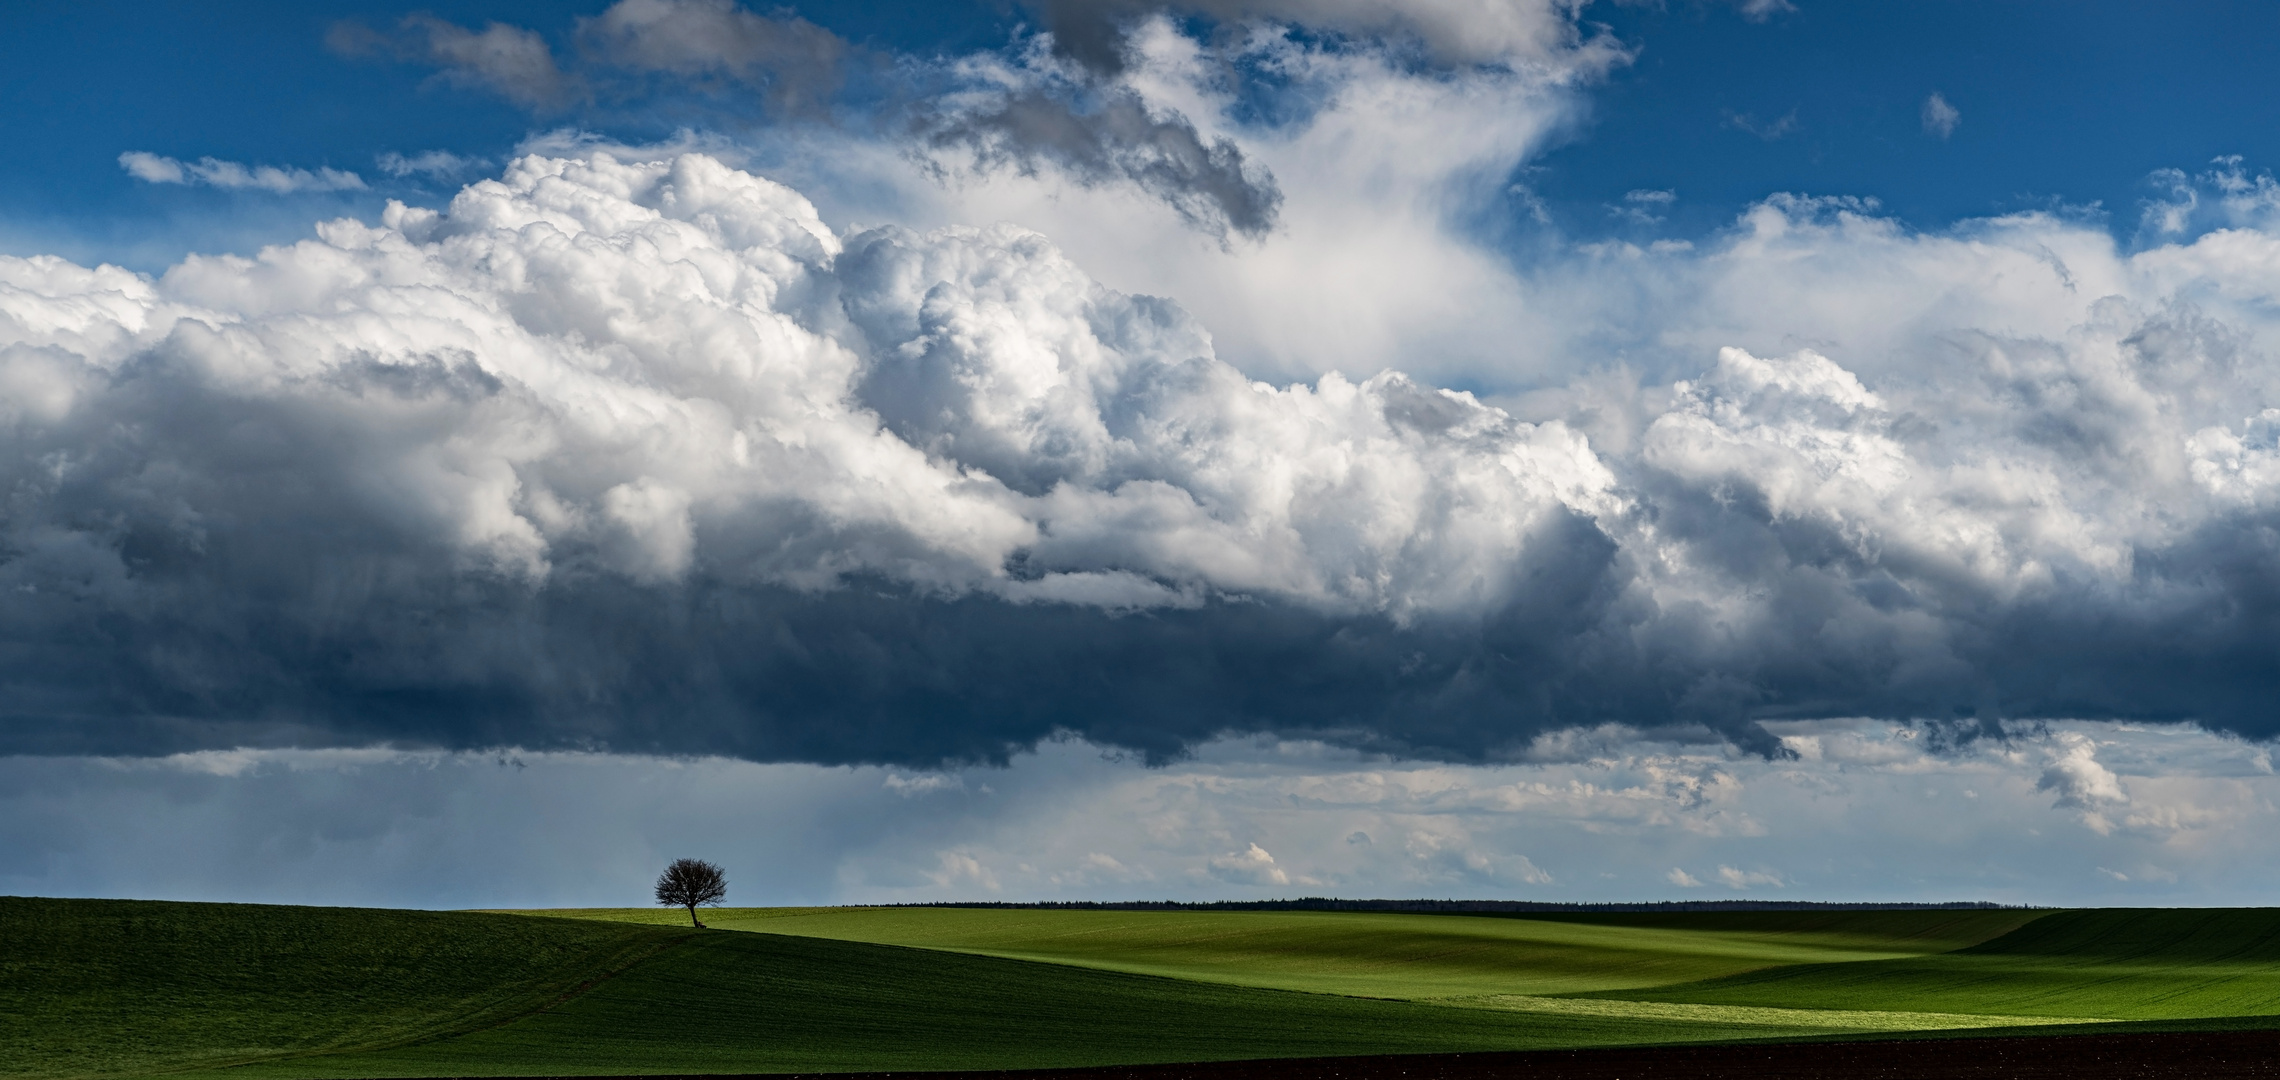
[449,1029,2280,1080]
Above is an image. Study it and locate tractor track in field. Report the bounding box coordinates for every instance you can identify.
[467,1027,2280,1080]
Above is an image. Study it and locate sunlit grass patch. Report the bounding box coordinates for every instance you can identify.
[544,904,2046,999]
[1604,909,2280,1021]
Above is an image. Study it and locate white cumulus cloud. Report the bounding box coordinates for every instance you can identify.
[20,144,2280,764]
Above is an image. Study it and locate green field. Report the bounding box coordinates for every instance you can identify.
[0,897,684,1079]
[213,929,1860,1079]
[545,904,2045,998]
[10,897,2280,1080]
[1590,908,2280,1020]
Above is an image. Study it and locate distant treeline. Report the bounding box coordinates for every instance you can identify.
[890,898,2023,913]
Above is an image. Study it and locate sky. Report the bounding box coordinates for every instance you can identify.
[7,0,2280,909]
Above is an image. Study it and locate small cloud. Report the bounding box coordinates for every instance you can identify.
[1922,92,1961,139]
[924,850,1000,892]
[1715,865,1784,889]
[1049,852,1153,887]
[1735,0,1797,20]
[1345,830,1373,845]
[2040,732,2128,834]
[883,772,964,797]
[1667,867,1704,887]
[1506,183,1552,225]
[377,150,488,179]
[1725,108,1800,141]
[1082,852,1134,874]
[576,0,846,116]
[1208,843,1291,887]
[330,15,575,109]
[118,152,365,193]
[118,151,184,184]
[2138,156,2280,238]
[1610,188,1678,226]
[2141,166,2198,235]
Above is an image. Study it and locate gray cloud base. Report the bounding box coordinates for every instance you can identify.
[6,154,2280,765]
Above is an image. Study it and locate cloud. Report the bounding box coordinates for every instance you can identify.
[376,151,489,180]
[21,148,2280,769]
[117,152,366,193]
[1725,108,1799,141]
[918,78,1283,241]
[0,152,1628,763]
[1922,92,1960,139]
[1714,865,1784,889]
[884,772,967,797]
[1018,0,1616,73]
[329,15,576,108]
[918,30,1291,241]
[1610,188,1676,225]
[2141,157,2280,238]
[577,0,844,115]
[329,3,1291,242]
[1208,843,1291,886]
[2040,732,2128,833]
[12,721,2280,907]
[116,152,184,184]
[925,850,1002,892]
[842,15,1598,386]
[949,3,1618,246]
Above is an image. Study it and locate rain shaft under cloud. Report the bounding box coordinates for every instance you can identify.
[8,152,2280,765]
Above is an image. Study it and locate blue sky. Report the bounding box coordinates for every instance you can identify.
[1540,1,2280,237]
[8,1,2280,908]
[10,2,2279,265]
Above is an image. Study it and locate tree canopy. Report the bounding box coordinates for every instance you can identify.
[654,858,728,927]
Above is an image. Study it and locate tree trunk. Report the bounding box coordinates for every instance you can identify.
[687,902,702,928]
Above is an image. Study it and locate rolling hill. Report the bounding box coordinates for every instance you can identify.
[11,897,2280,1080]
[542,904,2046,999]
[1586,907,2280,1020]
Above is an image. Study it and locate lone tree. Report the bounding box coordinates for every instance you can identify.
[654,858,728,928]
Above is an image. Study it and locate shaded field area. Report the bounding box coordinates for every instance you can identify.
[0,897,686,1079]
[210,930,1860,1079]
[1599,908,2280,1020]
[561,1027,2280,1079]
[9,899,1954,1080]
[13,898,2280,1079]
[539,904,2043,999]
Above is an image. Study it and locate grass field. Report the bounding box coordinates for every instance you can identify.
[12,897,2280,1080]
[0,897,685,1079]
[6,899,1969,1080]
[211,927,1908,1079]
[543,905,2047,998]
[1593,908,2280,1020]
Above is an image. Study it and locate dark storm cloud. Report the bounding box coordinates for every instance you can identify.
[9,152,2280,768]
